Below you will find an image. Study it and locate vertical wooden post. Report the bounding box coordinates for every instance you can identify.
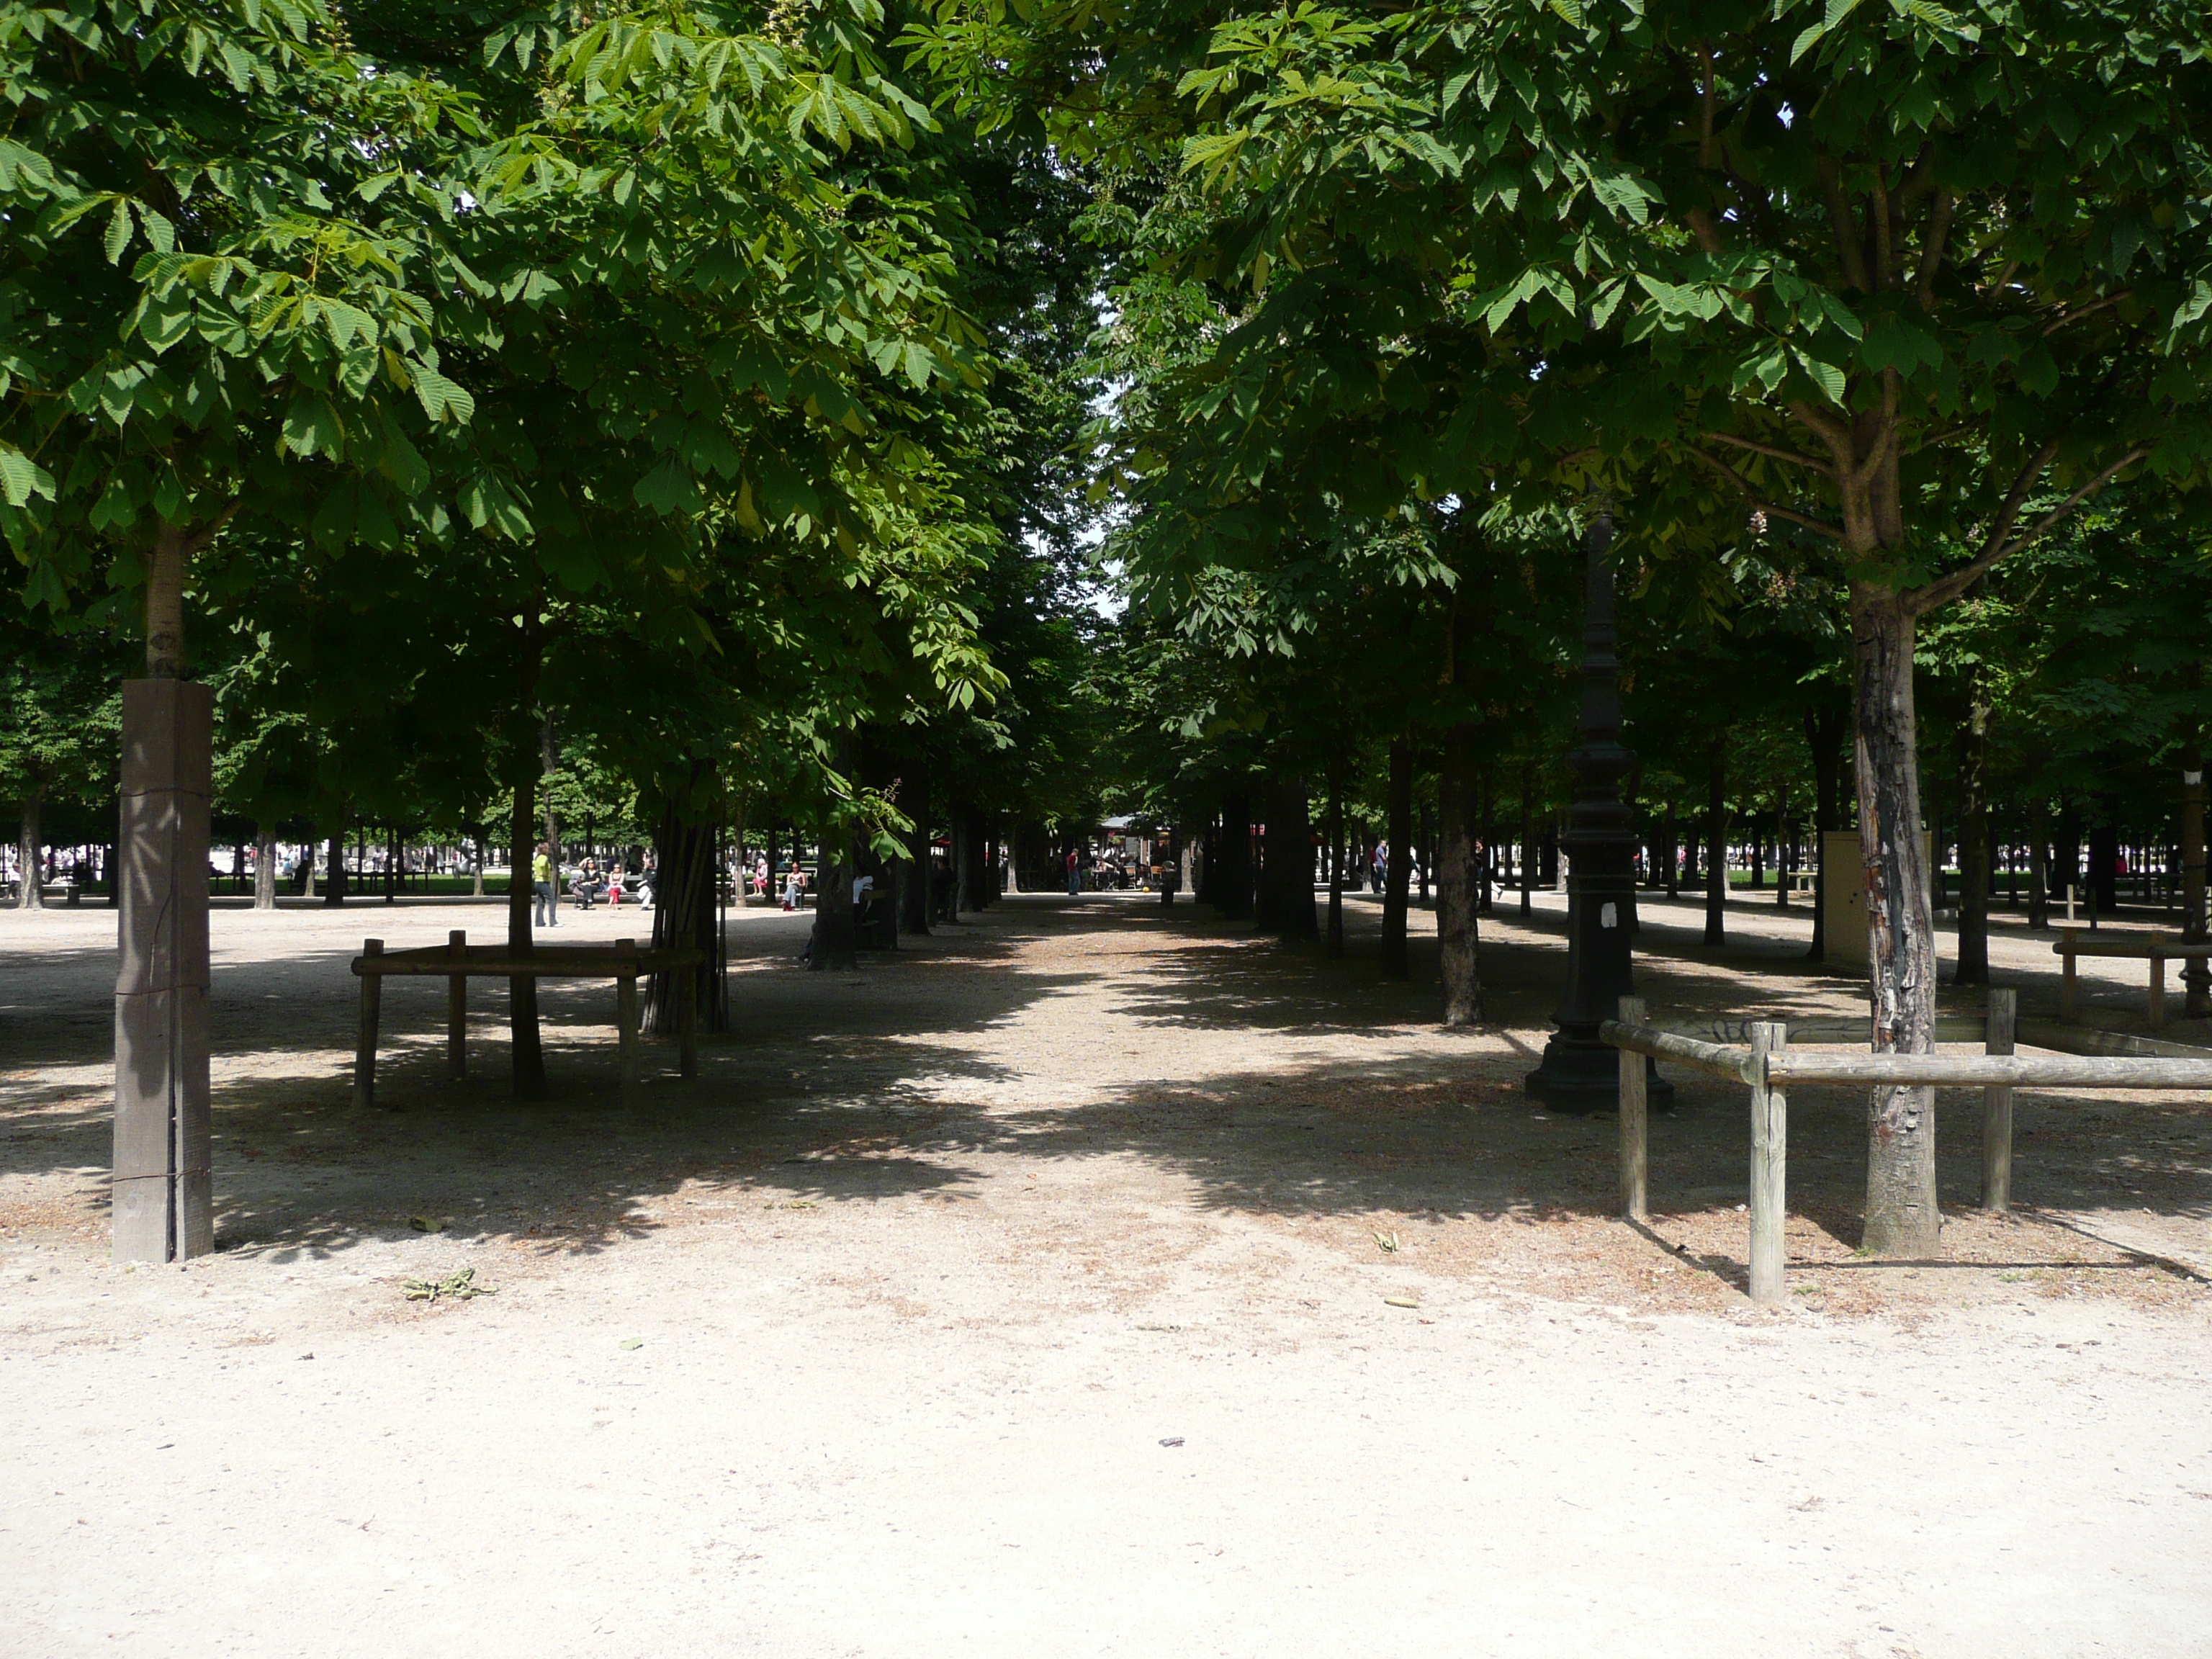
[2060,930,2079,1021]
[616,938,639,1110]
[1747,1021,1787,1308]
[678,961,698,1077]
[353,939,383,1112]
[1617,995,1648,1222]
[1982,987,2016,1213]
[446,929,467,1080]
[2148,956,2166,1030]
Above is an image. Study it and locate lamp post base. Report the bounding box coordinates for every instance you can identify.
[1524,1040,1675,1114]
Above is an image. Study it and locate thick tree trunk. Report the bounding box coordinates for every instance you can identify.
[2089,822,2119,914]
[508,783,547,1100]
[252,822,276,910]
[1268,774,1318,942]
[1437,723,1483,1025]
[1381,739,1412,980]
[2055,801,2082,912]
[1662,802,1680,899]
[1194,817,1218,909]
[653,811,723,1022]
[1417,798,1433,907]
[323,832,346,904]
[16,791,42,909]
[384,826,399,906]
[1704,741,1730,945]
[1213,793,1253,920]
[1954,684,1991,985]
[1519,762,1535,917]
[1852,589,1940,1258]
[807,830,859,971]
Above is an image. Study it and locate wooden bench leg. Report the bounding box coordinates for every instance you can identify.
[354,939,382,1111]
[1617,995,1648,1223]
[446,930,467,1080]
[1747,1022,1787,1308]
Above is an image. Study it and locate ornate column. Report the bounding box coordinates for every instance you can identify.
[1525,512,1673,1112]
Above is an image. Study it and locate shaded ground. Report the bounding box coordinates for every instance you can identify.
[2,887,2208,1656]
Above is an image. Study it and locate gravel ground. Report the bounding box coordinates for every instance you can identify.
[2,886,2208,1657]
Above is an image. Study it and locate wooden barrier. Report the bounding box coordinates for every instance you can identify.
[350,932,703,1109]
[2054,930,2212,1028]
[1599,989,2211,1308]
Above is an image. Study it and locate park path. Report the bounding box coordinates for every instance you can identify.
[2,891,2209,1656]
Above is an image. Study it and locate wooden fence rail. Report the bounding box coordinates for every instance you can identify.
[1601,988,2210,1308]
[2054,930,2212,1028]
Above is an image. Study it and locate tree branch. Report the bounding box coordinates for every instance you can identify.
[1971,436,2065,563]
[1908,445,2148,616]
[1686,448,1847,540]
[1818,161,1871,292]
[1782,397,1854,459]
[1704,431,1837,478]
[2041,292,2130,337]
[1914,187,1952,311]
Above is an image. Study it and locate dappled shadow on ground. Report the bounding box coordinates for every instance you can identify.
[4,894,2206,1314]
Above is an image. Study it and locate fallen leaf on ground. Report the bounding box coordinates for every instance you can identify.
[401,1268,493,1303]
[619,1337,644,1351]
[1374,1231,1401,1253]
[1385,1295,1420,1309]
[409,1215,447,1233]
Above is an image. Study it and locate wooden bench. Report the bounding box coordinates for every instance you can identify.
[2054,930,2212,1028]
[349,931,703,1109]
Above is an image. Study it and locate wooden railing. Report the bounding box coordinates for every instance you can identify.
[2054,930,2212,1028]
[1601,989,2212,1308]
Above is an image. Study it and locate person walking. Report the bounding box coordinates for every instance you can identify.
[532,841,558,927]
[1065,848,1081,896]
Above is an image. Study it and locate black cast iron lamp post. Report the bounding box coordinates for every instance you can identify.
[1526,510,1673,1112]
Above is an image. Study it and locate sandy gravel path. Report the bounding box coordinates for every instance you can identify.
[2,889,2207,1657]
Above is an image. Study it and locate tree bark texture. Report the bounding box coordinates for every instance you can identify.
[508,782,547,1100]
[653,811,724,1017]
[1381,740,1412,980]
[1852,589,1939,1257]
[806,831,859,972]
[16,791,41,909]
[1954,683,1991,985]
[1437,723,1483,1025]
[252,822,276,910]
[323,832,346,904]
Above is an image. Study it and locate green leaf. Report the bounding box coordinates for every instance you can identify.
[0,442,56,507]
[103,199,132,265]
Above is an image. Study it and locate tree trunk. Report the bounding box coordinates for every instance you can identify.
[807,828,859,971]
[2089,821,2119,914]
[252,822,276,911]
[1954,681,1992,985]
[1213,793,1253,920]
[1662,801,1680,899]
[472,830,485,899]
[1194,817,1218,909]
[899,753,931,937]
[1519,762,1535,917]
[652,810,722,1022]
[1437,723,1483,1024]
[2181,733,2207,1017]
[1381,739,1412,980]
[16,791,42,909]
[1704,741,1730,945]
[1852,588,1940,1258]
[1325,775,1345,956]
[1268,774,1318,942]
[384,826,399,906]
[323,831,346,904]
[1417,796,1432,907]
[508,781,547,1100]
[2027,794,2050,930]
[2055,800,2082,912]
[1807,704,1843,961]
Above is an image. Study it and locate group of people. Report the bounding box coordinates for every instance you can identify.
[530,844,654,928]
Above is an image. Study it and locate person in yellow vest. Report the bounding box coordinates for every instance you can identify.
[532,842,559,928]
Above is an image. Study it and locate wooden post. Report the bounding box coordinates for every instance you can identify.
[1982,988,2016,1213]
[677,962,698,1077]
[446,929,467,1080]
[2060,930,2080,1022]
[2148,956,2166,1030]
[1618,995,1648,1222]
[353,939,382,1112]
[1748,1021,1787,1308]
[616,938,639,1110]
